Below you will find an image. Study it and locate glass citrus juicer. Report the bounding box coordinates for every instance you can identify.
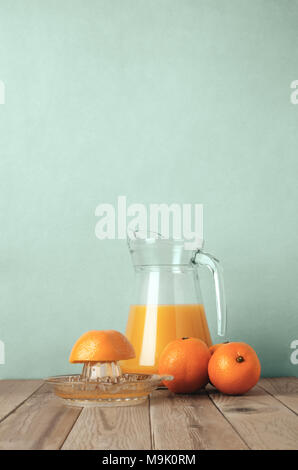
[46,329,172,407]
[121,232,227,374]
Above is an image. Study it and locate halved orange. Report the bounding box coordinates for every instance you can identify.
[69,330,135,363]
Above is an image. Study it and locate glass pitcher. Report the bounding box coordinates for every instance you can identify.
[121,233,226,374]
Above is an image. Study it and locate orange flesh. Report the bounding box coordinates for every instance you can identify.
[121,304,212,374]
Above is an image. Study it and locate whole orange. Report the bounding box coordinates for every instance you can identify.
[158,337,211,393]
[209,342,229,355]
[208,342,261,395]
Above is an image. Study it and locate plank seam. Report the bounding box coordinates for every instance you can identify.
[59,408,84,450]
[206,390,250,450]
[0,382,44,425]
[148,395,154,450]
[257,383,298,417]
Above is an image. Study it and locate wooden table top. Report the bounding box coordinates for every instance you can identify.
[0,377,297,450]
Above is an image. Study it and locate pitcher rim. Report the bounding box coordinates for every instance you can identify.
[127,229,204,250]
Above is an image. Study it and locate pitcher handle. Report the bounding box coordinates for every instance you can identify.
[193,251,227,337]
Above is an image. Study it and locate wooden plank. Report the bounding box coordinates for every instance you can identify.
[62,399,151,450]
[258,377,298,415]
[0,384,81,450]
[0,380,43,422]
[208,384,298,450]
[149,389,248,450]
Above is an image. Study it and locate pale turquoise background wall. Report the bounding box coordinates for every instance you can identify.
[0,0,297,379]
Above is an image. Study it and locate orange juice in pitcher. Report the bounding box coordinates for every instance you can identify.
[121,233,226,375]
[123,304,212,374]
